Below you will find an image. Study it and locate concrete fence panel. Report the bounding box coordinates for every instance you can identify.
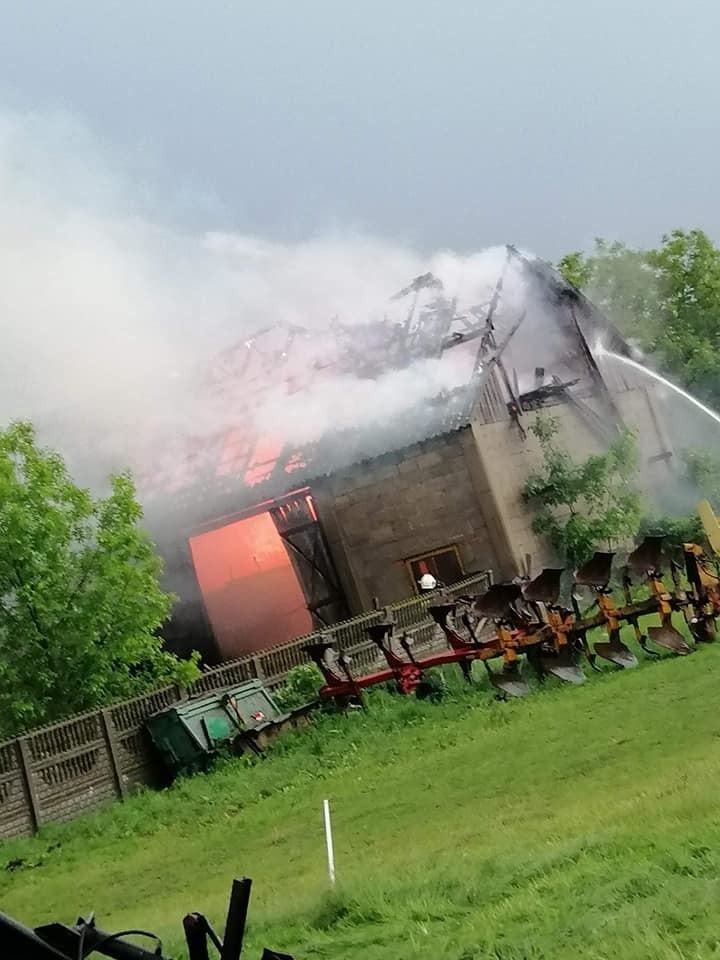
[0,571,491,841]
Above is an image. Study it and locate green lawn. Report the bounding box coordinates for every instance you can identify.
[2,638,720,959]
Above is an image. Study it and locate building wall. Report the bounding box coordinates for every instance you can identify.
[159,381,674,655]
[311,383,674,610]
[470,406,599,576]
[614,386,676,496]
[470,385,675,576]
[311,431,498,611]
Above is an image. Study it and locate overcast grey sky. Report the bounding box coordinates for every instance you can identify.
[2,0,718,259]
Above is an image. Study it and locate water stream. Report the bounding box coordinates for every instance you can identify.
[597,346,720,428]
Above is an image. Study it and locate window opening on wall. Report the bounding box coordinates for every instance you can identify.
[406,545,464,592]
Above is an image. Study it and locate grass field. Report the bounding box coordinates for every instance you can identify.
[2,637,720,959]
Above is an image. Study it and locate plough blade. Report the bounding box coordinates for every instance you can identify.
[690,618,717,644]
[547,664,585,684]
[593,633,638,669]
[475,583,523,618]
[523,567,564,605]
[575,552,614,588]
[646,624,692,655]
[540,653,585,684]
[627,536,664,575]
[489,669,531,698]
[427,602,456,629]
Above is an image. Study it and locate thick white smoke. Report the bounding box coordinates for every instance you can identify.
[0,111,529,494]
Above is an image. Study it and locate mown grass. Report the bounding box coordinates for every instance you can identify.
[2,633,720,959]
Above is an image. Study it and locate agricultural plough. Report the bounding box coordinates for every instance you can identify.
[304,534,720,703]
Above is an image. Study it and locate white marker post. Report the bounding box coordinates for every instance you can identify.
[323,798,336,887]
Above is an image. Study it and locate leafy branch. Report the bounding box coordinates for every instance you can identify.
[522,415,642,566]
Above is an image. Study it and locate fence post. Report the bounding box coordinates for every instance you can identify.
[16,738,40,833]
[251,655,266,682]
[100,709,127,801]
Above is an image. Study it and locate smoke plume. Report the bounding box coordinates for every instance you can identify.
[0,111,538,497]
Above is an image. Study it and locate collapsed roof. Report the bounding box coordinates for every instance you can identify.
[142,247,637,533]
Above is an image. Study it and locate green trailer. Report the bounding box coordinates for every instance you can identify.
[146,679,308,779]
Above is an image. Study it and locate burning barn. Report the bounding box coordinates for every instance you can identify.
[143,247,674,664]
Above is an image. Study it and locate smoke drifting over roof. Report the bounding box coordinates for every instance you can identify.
[0,112,532,491]
[4,110,644,531]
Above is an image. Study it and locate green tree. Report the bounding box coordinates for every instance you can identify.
[557,238,659,345]
[556,250,593,290]
[557,229,720,408]
[0,422,198,738]
[522,416,642,565]
[647,229,720,404]
[636,513,705,557]
[634,450,720,559]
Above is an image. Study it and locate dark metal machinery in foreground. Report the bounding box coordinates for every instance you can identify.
[2,878,293,960]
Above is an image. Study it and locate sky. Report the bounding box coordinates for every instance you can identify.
[2,0,718,258]
[1,0,719,489]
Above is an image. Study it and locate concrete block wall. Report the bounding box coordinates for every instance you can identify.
[312,431,498,610]
[614,387,676,490]
[470,386,676,576]
[471,416,557,576]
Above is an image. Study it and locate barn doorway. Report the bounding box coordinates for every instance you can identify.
[189,511,312,659]
[188,492,347,660]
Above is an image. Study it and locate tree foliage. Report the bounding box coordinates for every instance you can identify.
[636,513,705,557]
[522,416,642,566]
[0,422,198,739]
[273,663,323,711]
[683,447,720,509]
[647,230,720,404]
[557,229,720,409]
[633,450,720,559]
